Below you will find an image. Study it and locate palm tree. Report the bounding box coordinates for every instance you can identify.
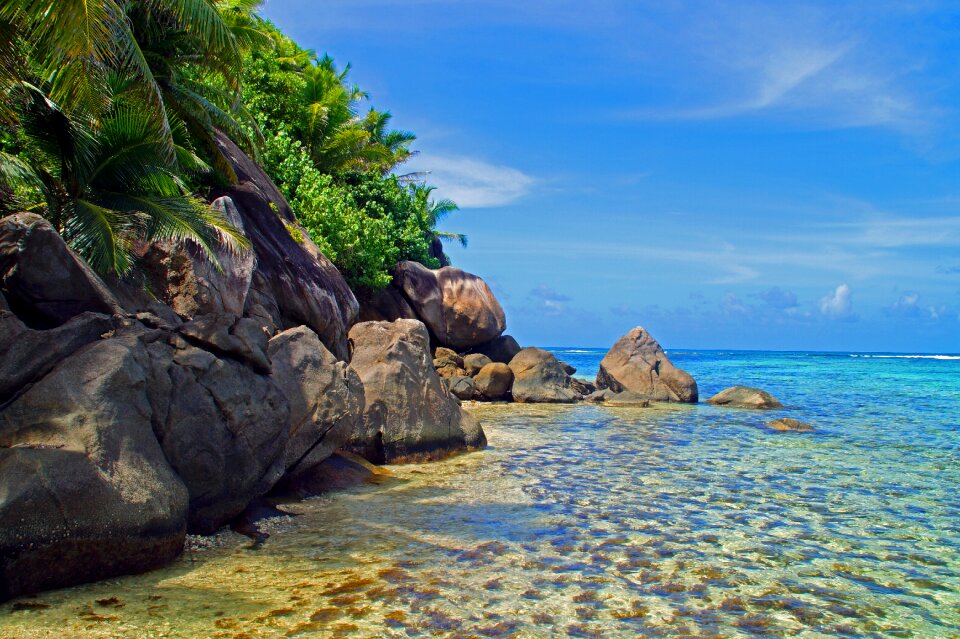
[2,81,246,274]
[410,183,466,248]
[361,109,416,174]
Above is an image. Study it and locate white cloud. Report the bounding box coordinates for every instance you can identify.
[819,283,856,320]
[407,154,534,208]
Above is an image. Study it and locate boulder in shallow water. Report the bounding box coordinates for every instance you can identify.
[586,389,651,406]
[474,362,514,400]
[708,386,783,409]
[0,335,188,600]
[268,326,364,493]
[596,326,698,403]
[0,213,123,327]
[767,418,814,432]
[346,319,486,463]
[274,451,392,497]
[509,347,579,403]
[394,261,506,350]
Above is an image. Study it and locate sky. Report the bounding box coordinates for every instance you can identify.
[261,0,960,352]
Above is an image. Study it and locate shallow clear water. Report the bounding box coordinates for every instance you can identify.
[2,350,959,638]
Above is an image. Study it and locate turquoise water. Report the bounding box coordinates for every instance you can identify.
[2,349,958,638]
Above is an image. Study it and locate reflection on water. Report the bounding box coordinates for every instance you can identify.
[2,353,960,637]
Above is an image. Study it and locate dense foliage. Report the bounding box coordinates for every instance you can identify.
[0,0,463,291]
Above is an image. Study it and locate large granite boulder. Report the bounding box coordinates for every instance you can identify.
[708,386,783,409]
[0,310,115,404]
[474,362,513,400]
[0,334,189,600]
[267,326,364,493]
[393,261,506,350]
[596,327,698,403]
[508,347,580,403]
[471,334,522,364]
[177,313,271,373]
[137,196,256,319]
[0,213,123,327]
[213,131,358,359]
[357,285,419,323]
[347,320,486,463]
[145,332,290,534]
[464,353,493,376]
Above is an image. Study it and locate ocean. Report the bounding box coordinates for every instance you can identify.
[2,349,958,638]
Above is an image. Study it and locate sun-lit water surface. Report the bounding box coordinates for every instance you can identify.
[1,350,959,638]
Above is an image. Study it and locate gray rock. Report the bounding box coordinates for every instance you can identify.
[474,362,513,400]
[177,313,270,373]
[559,361,577,375]
[394,261,506,350]
[570,377,596,396]
[596,327,698,403]
[446,376,476,400]
[0,213,123,327]
[0,310,115,403]
[214,132,358,360]
[357,285,419,323]
[146,336,290,534]
[433,346,463,370]
[464,353,493,376]
[707,386,783,409]
[0,335,188,600]
[508,347,579,403]
[276,451,391,497]
[767,418,815,432]
[472,334,522,364]
[268,326,364,491]
[137,196,256,319]
[346,320,486,463]
[585,389,651,406]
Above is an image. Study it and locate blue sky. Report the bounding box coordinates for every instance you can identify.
[262,0,960,352]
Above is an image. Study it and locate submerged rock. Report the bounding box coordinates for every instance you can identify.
[268,326,364,493]
[274,451,392,497]
[346,319,486,463]
[767,418,814,432]
[0,335,189,600]
[509,347,579,403]
[393,261,506,350]
[596,326,698,403]
[0,213,123,327]
[585,389,651,406]
[474,362,514,400]
[708,386,783,409]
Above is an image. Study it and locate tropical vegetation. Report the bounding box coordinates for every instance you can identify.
[0,0,462,292]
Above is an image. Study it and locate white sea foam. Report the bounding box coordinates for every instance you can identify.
[850,354,960,360]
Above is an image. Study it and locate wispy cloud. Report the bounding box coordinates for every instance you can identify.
[407,153,534,208]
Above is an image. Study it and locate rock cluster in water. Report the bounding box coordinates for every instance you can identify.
[0,140,484,600]
[0,126,799,603]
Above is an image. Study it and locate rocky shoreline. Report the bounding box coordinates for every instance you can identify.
[0,136,806,602]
